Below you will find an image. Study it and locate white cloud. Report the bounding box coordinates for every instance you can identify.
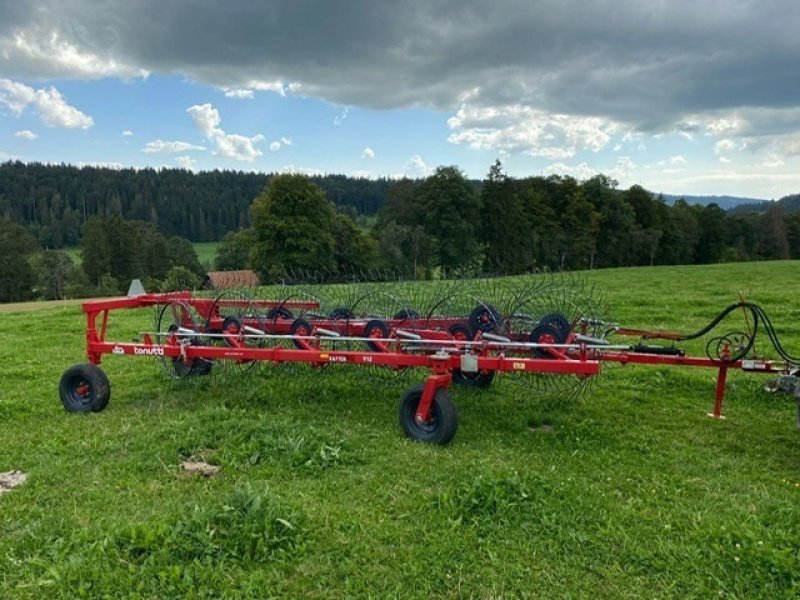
[550,156,637,184]
[334,106,349,126]
[0,79,34,113]
[175,155,197,170]
[705,116,743,136]
[222,80,289,99]
[447,102,618,159]
[609,156,637,181]
[351,169,371,179]
[269,137,292,151]
[760,154,785,168]
[714,139,736,155]
[669,155,686,165]
[542,162,598,180]
[397,154,433,179]
[122,130,134,136]
[361,147,375,159]
[719,156,731,163]
[14,130,37,140]
[142,139,205,153]
[186,103,264,161]
[0,30,148,80]
[224,88,255,99]
[0,79,93,128]
[771,133,800,157]
[34,87,94,129]
[279,164,326,176]
[76,161,125,170]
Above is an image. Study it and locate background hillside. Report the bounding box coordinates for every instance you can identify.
[662,194,769,210]
[1,161,792,249]
[3,160,800,304]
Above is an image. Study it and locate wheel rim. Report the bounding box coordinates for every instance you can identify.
[470,304,501,333]
[222,317,242,346]
[365,320,389,351]
[530,324,561,358]
[291,319,313,349]
[406,397,439,434]
[66,375,93,407]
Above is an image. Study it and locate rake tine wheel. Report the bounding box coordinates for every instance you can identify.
[155,299,212,379]
[205,289,264,376]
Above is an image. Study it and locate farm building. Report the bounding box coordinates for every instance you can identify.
[202,270,260,290]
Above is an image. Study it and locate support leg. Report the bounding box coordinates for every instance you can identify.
[708,365,728,419]
[416,374,452,424]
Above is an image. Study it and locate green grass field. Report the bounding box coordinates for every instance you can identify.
[193,241,220,269]
[64,241,220,270]
[2,262,800,598]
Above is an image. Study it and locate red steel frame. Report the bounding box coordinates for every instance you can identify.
[81,294,793,421]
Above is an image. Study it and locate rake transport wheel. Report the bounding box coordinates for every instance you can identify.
[399,383,458,444]
[59,363,111,413]
[452,368,495,388]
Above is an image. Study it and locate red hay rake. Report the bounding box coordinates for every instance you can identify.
[58,278,800,444]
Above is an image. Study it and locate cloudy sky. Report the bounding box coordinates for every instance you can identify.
[1,0,799,199]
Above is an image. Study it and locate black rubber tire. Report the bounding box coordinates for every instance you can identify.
[191,358,214,376]
[59,363,111,413]
[398,384,458,444]
[529,323,562,358]
[329,307,354,320]
[452,369,495,388]
[468,304,502,335]
[393,308,420,321]
[448,323,473,342]
[364,319,390,352]
[266,307,294,320]
[290,318,313,349]
[539,312,571,336]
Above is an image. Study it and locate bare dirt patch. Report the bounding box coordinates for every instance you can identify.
[181,460,220,477]
[0,470,27,494]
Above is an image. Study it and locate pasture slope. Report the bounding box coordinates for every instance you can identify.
[1,261,799,598]
[63,241,219,268]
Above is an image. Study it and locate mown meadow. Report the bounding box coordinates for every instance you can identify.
[1,262,799,598]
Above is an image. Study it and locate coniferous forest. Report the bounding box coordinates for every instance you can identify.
[0,159,799,302]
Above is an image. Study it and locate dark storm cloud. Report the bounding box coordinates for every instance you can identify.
[1,0,799,130]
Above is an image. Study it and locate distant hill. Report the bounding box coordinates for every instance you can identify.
[728,193,800,215]
[661,194,769,211]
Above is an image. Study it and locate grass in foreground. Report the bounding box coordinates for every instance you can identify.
[1,262,799,598]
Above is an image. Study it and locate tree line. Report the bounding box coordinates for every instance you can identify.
[2,159,800,302]
[217,162,800,279]
[0,216,206,302]
[0,161,393,248]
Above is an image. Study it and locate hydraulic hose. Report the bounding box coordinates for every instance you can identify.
[671,302,799,364]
